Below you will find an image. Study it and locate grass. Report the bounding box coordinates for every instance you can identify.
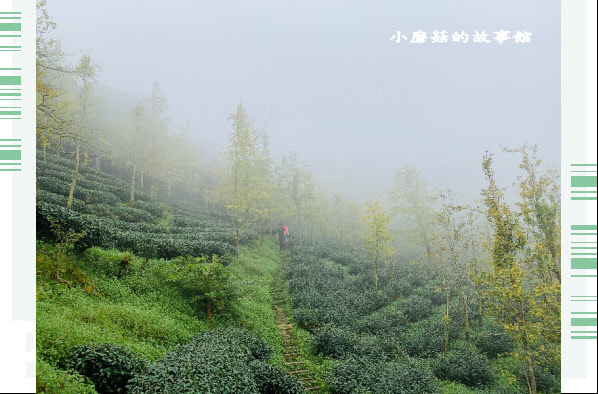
[230,237,286,365]
[36,236,288,391]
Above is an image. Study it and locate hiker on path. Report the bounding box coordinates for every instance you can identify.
[277,220,287,251]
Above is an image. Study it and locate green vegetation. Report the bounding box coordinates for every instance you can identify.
[35,2,560,391]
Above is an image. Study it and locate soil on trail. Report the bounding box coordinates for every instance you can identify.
[271,253,321,393]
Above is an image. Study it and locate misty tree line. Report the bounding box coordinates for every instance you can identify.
[37,1,560,392]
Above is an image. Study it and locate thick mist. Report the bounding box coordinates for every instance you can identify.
[47,0,560,204]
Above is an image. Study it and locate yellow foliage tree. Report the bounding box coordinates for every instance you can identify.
[360,200,394,291]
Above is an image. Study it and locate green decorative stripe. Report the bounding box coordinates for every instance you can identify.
[572,233,598,235]
[571,225,598,230]
[571,318,597,326]
[0,68,20,70]
[0,150,20,160]
[572,176,598,187]
[572,197,598,200]
[0,76,20,85]
[0,162,20,165]
[0,139,21,141]
[0,168,21,171]
[572,296,597,297]
[0,23,20,31]
[0,12,21,14]
[572,336,597,339]
[0,35,20,37]
[572,247,598,249]
[571,258,597,269]
[572,331,597,333]
[572,242,598,243]
[572,300,597,301]
[572,164,598,166]
[572,275,598,277]
[0,94,21,97]
[572,312,597,315]
[572,253,598,255]
[573,191,598,193]
[0,145,21,147]
[0,111,20,115]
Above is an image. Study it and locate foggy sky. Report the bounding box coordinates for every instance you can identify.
[46,0,560,204]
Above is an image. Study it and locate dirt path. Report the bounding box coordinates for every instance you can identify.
[271,254,320,392]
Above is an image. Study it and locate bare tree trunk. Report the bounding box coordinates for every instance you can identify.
[460,286,470,341]
[444,290,451,354]
[140,168,144,190]
[130,163,137,203]
[522,338,537,394]
[207,301,214,324]
[66,142,80,210]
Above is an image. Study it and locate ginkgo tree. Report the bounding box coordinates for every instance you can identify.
[65,53,99,210]
[477,151,546,394]
[360,200,394,291]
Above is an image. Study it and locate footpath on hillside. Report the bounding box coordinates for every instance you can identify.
[271,250,321,393]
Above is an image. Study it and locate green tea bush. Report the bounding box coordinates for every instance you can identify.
[87,204,157,223]
[352,303,408,336]
[36,201,236,258]
[312,325,355,358]
[127,328,286,393]
[402,294,434,322]
[62,343,147,394]
[313,324,404,360]
[473,324,514,358]
[432,348,493,387]
[401,318,447,358]
[250,360,304,394]
[37,189,89,213]
[131,200,168,218]
[327,356,437,394]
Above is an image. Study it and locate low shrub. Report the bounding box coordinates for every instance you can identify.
[327,356,438,394]
[62,343,147,394]
[401,318,447,358]
[353,303,408,336]
[127,328,287,393]
[402,294,434,322]
[432,348,493,387]
[250,360,304,394]
[473,324,514,358]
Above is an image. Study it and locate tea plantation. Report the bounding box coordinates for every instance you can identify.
[35,152,300,393]
[36,151,257,259]
[36,152,560,393]
[283,243,561,394]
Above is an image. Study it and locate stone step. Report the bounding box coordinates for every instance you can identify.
[289,369,308,374]
[285,361,305,365]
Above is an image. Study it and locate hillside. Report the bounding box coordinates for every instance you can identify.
[35,152,308,393]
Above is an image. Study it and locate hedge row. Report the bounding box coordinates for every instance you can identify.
[37,202,235,259]
[127,328,303,393]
